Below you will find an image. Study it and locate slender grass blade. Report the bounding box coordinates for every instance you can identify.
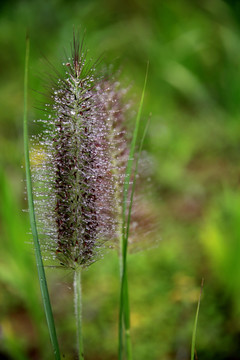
[118,62,149,360]
[191,278,204,360]
[23,35,61,360]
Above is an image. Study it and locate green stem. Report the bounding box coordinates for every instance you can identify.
[191,278,204,360]
[118,62,149,360]
[118,258,126,360]
[23,35,61,359]
[74,268,84,360]
[123,117,150,360]
[123,269,132,360]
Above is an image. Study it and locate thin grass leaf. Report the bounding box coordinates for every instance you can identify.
[23,34,61,360]
[121,61,149,243]
[191,278,204,360]
[123,115,151,359]
[123,114,151,340]
[125,115,151,247]
[118,62,149,360]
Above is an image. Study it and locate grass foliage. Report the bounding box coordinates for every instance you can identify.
[23,36,60,359]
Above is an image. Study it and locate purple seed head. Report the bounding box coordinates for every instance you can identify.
[32,35,128,269]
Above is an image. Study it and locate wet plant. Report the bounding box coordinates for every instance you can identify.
[24,31,148,359]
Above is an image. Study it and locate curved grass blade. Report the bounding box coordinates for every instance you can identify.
[121,62,149,243]
[23,34,61,360]
[125,115,151,254]
[118,62,149,360]
[191,278,204,360]
[123,116,151,359]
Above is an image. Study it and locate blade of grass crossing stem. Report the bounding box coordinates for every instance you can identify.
[191,279,204,360]
[125,116,151,253]
[121,62,149,244]
[123,116,151,359]
[118,62,149,360]
[23,35,61,360]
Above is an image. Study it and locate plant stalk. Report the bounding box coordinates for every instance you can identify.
[191,278,204,360]
[118,62,149,360]
[74,268,84,360]
[123,270,132,359]
[23,34,61,360]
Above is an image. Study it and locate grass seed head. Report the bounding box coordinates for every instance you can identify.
[32,34,128,269]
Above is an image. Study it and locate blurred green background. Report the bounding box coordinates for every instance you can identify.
[1,0,240,359]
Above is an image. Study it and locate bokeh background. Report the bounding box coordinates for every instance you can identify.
[1,0,240,359]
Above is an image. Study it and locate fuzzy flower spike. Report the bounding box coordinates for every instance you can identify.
[33,34,127,270]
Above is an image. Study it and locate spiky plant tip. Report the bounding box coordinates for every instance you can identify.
[32,34,129,270]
